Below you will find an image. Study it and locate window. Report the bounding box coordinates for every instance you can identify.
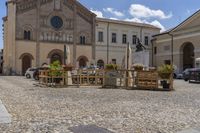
[154,47,157,55]
[80,36,86,44]
[24,30,31,40]
[112,59,116,64]
[98,32,103,42]
[122,34,127,44]
[164,60,171,65]
[112,33,117,43]
[132,35,137,45]
[144,36,149,45]
[50,16,63,29]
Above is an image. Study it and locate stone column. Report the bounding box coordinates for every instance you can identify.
[73,4,77,67]
[7,1,16,75]
[36,0,41,67]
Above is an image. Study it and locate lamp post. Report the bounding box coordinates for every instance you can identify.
[64,45,67,65]
[126,42,130,87]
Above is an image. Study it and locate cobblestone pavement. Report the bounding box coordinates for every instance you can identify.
[0,76,200,133]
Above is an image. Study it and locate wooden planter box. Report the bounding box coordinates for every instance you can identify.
[103,70,118,88]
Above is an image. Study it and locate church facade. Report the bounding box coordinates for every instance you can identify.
[3,0,160,75]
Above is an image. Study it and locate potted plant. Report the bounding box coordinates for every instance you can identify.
[49,61,63,84]
[158,65,173,89]
[132,64,144,71]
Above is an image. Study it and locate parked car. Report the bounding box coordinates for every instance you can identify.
[25,68,37,79]
[183,68,200,81]
[33,67,49,80]
[176,73,183,79]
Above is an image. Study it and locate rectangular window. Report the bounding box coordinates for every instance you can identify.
[154,47,157,55]
[132,35,137,45]
[112,33,117,43]
[98,31,103,42]
[122,34,127,44]
[164,60,171,65]
[112,59,117,64]
[144,36,149,45]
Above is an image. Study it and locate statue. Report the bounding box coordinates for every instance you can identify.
[136,38,146,52]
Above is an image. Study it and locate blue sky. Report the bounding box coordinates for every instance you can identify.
[0,0,200,49]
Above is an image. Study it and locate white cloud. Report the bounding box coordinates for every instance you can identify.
[125,18,166,32]
[90,9,104,18]
[103,8,124,17]
[129,4,172,19]
[150,20,166,32]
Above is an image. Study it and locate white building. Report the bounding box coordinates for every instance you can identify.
[95,18,160,67]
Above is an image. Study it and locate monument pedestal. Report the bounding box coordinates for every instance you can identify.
[133,51,149,67]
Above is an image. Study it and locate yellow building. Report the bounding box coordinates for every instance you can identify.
[153,10,200,73]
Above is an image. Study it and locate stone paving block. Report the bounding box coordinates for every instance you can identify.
[68,125,114,133]
[177,128,200,133]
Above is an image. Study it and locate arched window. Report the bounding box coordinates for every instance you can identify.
[80,36,86,44]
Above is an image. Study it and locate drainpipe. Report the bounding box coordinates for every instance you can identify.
[140,27,143,43]
[107,22,110,64]
[168,33,174,65]
[151,38,156,67]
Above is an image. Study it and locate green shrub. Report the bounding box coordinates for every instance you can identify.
[49,61,63,77]
[105,64,118,70]
[158,65,173,79]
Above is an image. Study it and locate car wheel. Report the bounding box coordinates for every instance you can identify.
[26,74,31,79]
[173,73,177,79]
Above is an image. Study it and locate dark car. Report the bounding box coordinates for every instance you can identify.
[188,69,200,83]
[33,67,49,80]
[183,68,193,81]
[183,68,200,81]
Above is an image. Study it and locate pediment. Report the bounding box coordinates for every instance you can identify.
[172,10,200,32]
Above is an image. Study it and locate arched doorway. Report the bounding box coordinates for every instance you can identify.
[97,59,104,68]
[51,53,62,64]
[181,42,195,70]
[77,56,89,68]
[19,53,34,75]
[47,49,64,64]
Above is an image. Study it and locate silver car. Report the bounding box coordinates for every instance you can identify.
[25,68,37,79]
